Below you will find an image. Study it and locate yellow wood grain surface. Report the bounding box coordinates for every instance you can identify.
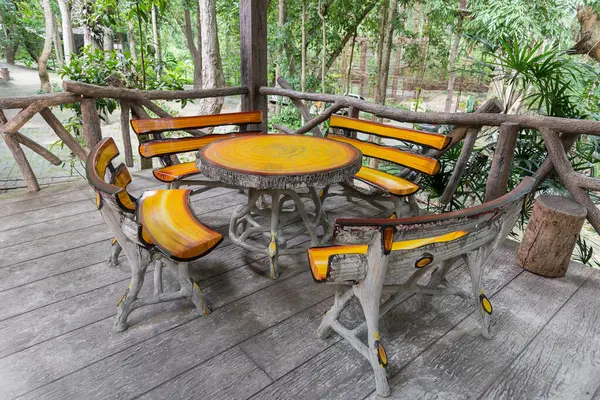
[200,134,361,176]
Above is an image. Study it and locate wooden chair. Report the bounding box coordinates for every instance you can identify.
[325,115,450,216]
[308,176,536,397]
[86,137,223,331]
[131,111,263,189]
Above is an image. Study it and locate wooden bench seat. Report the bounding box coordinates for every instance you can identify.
[326,115,449,216]
[131,111,263,187]
[310,176,536,397]
[86,137,223,331]
[137,189,223,261]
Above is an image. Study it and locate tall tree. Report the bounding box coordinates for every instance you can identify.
[318,0,326,93]
[301,0,307,92]
[39,0,53,92]
[127,19,137,62]
[275,0,285,115]
[182,6,202,89]
[444,0,466,113]
[57,0,74,63]
[151,4,161,73]
[374,0,398,106]
[52,13,64,66]
[1,2,18,64]
[198,0,224,115]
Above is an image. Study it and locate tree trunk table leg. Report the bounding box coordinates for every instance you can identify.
[268,190,281,280]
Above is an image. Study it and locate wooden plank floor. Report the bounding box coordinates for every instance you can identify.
[1,172,599,400]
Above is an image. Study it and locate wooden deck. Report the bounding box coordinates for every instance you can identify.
[1,172,599,400]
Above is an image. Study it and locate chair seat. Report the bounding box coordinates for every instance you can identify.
[354,166,420,196]
[137,189,223,261]
[153,162,200,183]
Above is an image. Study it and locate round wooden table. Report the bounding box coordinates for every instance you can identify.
[198,134,362,279]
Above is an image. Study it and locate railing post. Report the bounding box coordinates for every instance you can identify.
[240,0,268,132]
[80,97,103,148]
[484,122,519,202]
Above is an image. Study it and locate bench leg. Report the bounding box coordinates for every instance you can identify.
[114,247,150,332]
[354,269,390,397]
[317,285,353,339]
[464,247,493,339]
[108,239,122,268]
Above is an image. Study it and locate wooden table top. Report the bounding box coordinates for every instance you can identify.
[197,134,362,189]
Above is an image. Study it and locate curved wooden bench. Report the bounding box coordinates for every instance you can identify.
[86,137,223,331]
[309,176,536,397]
[326,115,450,216]
[131,111,263,188]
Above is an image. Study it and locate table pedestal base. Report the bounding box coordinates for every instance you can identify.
[229,187,330,279]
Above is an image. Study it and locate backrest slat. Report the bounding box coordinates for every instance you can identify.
[330,115,450,150]
[131,111,263,135]
[328,134,440,175]
[139,131,262,158]
[111,163,136,213]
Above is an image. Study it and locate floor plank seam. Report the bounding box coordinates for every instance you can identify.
[0,197,98,230]
[475,276,591,400]
[11,269,312,398]
[358,268,526,400]
[0,221,106,251]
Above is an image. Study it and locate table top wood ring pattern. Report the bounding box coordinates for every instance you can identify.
[197,134,363,189]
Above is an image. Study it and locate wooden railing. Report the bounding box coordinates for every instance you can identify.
[1,78,599,236]
[0,80,248,192]
[260,78,600,235]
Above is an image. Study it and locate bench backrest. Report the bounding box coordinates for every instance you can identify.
[130,111,263,166]
[86,137,137,214]
[328,115,450,177]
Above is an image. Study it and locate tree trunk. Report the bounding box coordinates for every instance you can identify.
[301,0,307,93]
[57,0,74,63]
[151,5,162,74]
[570,6,600,63]
[345,31,357,95]
[198,0,224,115]
[391,38,403,100]
[275,0,285,115]
[359,39,367,97]
[52,13,64,67]
[39,0,53,93]
[184,8,202,89]
[375,0,397,106]
[5,44,17,65]
[318,0,326,93]
[517,195,587,278]
[128,19,137,62]
[103,27,114,52]
[375,0,389,82]
[444,20,462,113]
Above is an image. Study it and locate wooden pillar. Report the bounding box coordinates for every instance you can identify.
[1,133,39,192]
[119,100,134,167]
[80,97,103,148]
[240,0,268,132]
[517,195,586,277]
[484,122,519,202]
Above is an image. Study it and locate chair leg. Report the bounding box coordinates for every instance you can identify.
[114,249,150,332]
[176,262,211,316]
[108,240,122,268]
[463,248,493,339]
[317,285,353,339]
[355,278,390,397]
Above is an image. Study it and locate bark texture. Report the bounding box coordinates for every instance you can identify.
[39,0,53,93]
[198,0,224,115]
[517,195,586,277]
[183,8,202,89]
[570,6,600,62]
[58,0,74,63]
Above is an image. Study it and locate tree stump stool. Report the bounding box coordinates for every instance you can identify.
[517,195,587,277]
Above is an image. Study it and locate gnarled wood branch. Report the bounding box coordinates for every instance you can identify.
[39,108,89,161]
[277,77,321,136]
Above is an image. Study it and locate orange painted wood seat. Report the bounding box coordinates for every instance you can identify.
[137,189,223,261]
[130,111,263,185]
[86,137,223,330]
[327,115,449,209]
